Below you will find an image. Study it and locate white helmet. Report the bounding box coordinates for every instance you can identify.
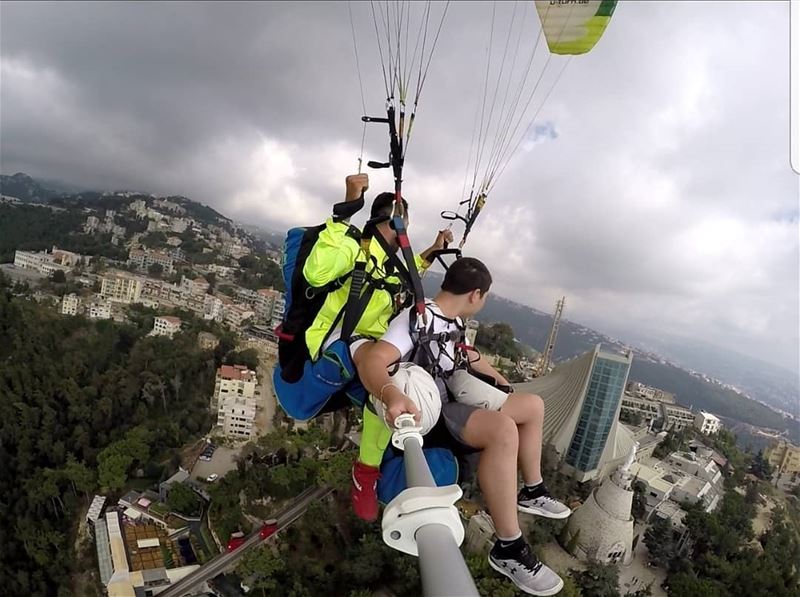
[371,363,442,435]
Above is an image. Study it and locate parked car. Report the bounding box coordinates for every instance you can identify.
[206,473,219,483]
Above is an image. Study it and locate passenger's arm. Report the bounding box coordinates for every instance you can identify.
[354,340,421,428]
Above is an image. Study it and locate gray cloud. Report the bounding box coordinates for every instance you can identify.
[1,1,797,372]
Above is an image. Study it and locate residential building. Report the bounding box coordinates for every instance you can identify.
[61,293,81,316]
[197,331,219,350]
[207,263,234,278]
[14,249,47,272]
[100,272,143,304]
[694,411,721,435]
[619,393,663,423]
[563,445,637,565]
[631,450,723,515]
[84,215,100,232]
[151,316,181,338]
[516,345,635,481]
[766,440,800,475]
[166,236,182,247]
[254,288,280,324]
[213,365,259,439]
[626,381,676,403]
[217,392,257,439]
[129,199,147,217]
[212,365,258,410]
[659,402,695,431]
[88,301,112,320]
[170,218,189,233]
[180,275,209,297]
[128,248,175,274]
[270,293,285,329]
[224,303,255,329]
[203,294,224,321]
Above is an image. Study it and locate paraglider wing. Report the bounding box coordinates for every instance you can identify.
[535,0,617,55]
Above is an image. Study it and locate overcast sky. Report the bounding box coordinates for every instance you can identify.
[2,1,798,374]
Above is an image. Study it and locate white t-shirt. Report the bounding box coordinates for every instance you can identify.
[381,300,463,374]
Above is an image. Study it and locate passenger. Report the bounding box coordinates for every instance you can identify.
[353,257,570,596]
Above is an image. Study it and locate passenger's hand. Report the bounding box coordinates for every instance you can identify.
[345,173,369,202]
[383,389,421,428]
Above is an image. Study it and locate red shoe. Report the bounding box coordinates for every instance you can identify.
[351,461,381,522]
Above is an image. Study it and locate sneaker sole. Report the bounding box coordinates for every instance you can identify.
[488,557,565,596]
[517,503,572,519]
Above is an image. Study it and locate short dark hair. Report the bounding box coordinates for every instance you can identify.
[441,257,492,295]
[371,192,409,219]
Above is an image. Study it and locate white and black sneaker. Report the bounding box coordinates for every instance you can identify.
[489,536,564,596]
[517,483,571,519]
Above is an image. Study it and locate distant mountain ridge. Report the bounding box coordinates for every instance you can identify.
[422,272,798,442]
[0,172,65,203]
[2,172,231,230]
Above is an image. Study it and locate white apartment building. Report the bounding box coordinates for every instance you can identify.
[88,301,112,320]
[100,272,143,304]
[224,303,255,329]
[180,276,209,297]
[254,288,280,323]
[213,365,259,439]
[13,248,77,275]
[85,215,100,233]
[128,248,175,274]
[626,381,676,403]
[620,394,663,423]
[694,411,721,435]
[269,294,285,329]
[14,250,47,271]
[203,294,224,321]
[151,316,181,338]
[61,293,81,316]
[659,402,695,431]
[129,199,147,217]
[207,264,234,279]
[170,218,189,233]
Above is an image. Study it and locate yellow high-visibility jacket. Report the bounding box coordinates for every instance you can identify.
[302,217,429,359]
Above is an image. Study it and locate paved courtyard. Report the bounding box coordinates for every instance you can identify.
[191,446,240,481]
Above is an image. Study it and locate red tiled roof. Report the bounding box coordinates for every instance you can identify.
[159,316,182,324]
[218,364,255,381]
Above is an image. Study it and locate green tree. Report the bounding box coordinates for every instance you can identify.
[148,262,164,278]
[237,546,283,593]
[571,561,620,597]
[166,483,201,516]
[750,449,773,480]
[631,479,648,522]
[50,269,67,284]
[475,322,521,361]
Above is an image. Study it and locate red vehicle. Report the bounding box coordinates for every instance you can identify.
[259,519,279,540]
[226,531,246,552]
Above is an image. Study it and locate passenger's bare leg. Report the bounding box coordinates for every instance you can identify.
[500,392,545,486]
[460,409,521,538]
